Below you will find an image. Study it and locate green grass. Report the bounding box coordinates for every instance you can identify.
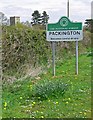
[2,53,91,118]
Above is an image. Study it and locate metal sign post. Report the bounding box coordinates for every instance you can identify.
[46,16,83,76]
[67,0,69,18]
[52,42,56,76]
[76,40,78,75]
[67,0,78,75]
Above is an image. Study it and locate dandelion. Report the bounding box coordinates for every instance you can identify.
[29,85,32,88]
[4,108,6,110]
[4,102,7,107]
[41,116,44,118]
[32,101,36,106]
[66,102,68,104]
[38,97,40,99]
[79,112,82,114]
[56,102,59,104]
[84,112,87,115]
[48,99,50,102]
[68,98,71,100]
[20,97,22,99]
[41,111,43,114]
[33,102,36,105]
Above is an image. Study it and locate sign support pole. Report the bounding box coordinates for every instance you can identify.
[76,40,78,75]
[67,0,78,75]
[46,15,82,76]
[67,0,69,18]
[52,41,56,76]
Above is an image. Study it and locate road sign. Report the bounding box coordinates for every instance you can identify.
[46,16,83,41]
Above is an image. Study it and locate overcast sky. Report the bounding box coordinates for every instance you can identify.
[0,0,92,24]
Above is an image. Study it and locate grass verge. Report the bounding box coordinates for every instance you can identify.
[2,53,91,118]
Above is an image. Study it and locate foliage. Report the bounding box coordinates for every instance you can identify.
[2,24,91,79]
[31,10,49,26]
[31,10,41,25]
[31,80,68,100]
[22,21,32,27]
[0,12,8,25]
[2,24,51,76]
[85,19,93,32]
[41,11,49,25]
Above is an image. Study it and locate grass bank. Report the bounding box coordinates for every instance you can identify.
[2,53,91,118]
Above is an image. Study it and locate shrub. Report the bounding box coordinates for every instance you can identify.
[2,25,51,75]
[2,25,91,78]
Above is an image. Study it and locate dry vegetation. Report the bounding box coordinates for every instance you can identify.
[2,24,91,83]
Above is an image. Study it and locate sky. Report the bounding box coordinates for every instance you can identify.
[0,0,92,24]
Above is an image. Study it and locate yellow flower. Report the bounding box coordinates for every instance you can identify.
[33,102,36,105]
[41,116,44,118]
[29,85,32,88]
[20,97,22,99]
[4,108,6,110]
[56,102,59,104]
[79,112,82,114]
[41,111,43,114]
[48,100,50,102]
[38,97,40,99]
[84,112,87,115]
[68,98,71,100]
[32,101,36,106]
[4,102,7,107]
[66,102,68,104]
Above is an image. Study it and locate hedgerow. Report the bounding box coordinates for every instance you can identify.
[2,24,91,78]
[2,24,51,76]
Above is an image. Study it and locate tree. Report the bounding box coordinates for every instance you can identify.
[22,21,32,27]
[31,10,41,25]
[85,19,93,32]
[41,11,49,25]
[0,12,8,25]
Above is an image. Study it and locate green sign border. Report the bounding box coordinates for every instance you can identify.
[47,16,82,31]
